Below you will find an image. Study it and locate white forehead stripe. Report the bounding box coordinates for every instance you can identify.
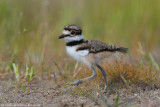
[63,30,70,35]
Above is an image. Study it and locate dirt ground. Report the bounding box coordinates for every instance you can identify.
[0,80,99,107]
[0,78,160,107]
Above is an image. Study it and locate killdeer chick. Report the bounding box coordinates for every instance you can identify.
[58,25,128,92]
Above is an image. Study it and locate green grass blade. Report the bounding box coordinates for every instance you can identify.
[114,90,120,107]
[148,53,160,71]
[30,67,34,80]
[12,63,19,81]
[25,65,29,76]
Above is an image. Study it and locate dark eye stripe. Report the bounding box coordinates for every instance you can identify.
[71,30,82,35]
[75,31,81,35]
[64,28,82,35]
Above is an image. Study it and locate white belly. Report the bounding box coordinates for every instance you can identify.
[66,46,89,61]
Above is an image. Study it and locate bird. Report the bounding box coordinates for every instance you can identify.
[58,25,128,92]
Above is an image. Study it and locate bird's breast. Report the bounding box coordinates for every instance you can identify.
[66,46,89,61]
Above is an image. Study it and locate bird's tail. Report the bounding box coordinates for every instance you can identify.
[116,47,128,53]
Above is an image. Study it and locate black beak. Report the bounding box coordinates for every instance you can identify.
[58,34,65,39]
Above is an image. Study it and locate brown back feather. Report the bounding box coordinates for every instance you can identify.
[76,40,128,53]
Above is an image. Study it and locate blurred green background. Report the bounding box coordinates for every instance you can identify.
[0,0,160,66]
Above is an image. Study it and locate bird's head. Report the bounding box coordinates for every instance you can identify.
[58,25,83,43]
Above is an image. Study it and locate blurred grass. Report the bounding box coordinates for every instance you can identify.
[0,0,160,85]
[0,0,160,57]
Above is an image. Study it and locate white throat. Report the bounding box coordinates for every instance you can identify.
[64,35,84,43]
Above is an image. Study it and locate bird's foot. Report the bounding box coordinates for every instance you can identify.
[101,86,107,93]
[65,80,82,85]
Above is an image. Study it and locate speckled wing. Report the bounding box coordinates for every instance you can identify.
[76,40,128,53]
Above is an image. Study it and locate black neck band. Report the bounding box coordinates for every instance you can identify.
[66,39,84,46]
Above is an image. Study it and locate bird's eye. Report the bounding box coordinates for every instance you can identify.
[71,31,75,34]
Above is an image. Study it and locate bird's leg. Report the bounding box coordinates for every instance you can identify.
[96,64,107,92]
[65,66,97,85]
